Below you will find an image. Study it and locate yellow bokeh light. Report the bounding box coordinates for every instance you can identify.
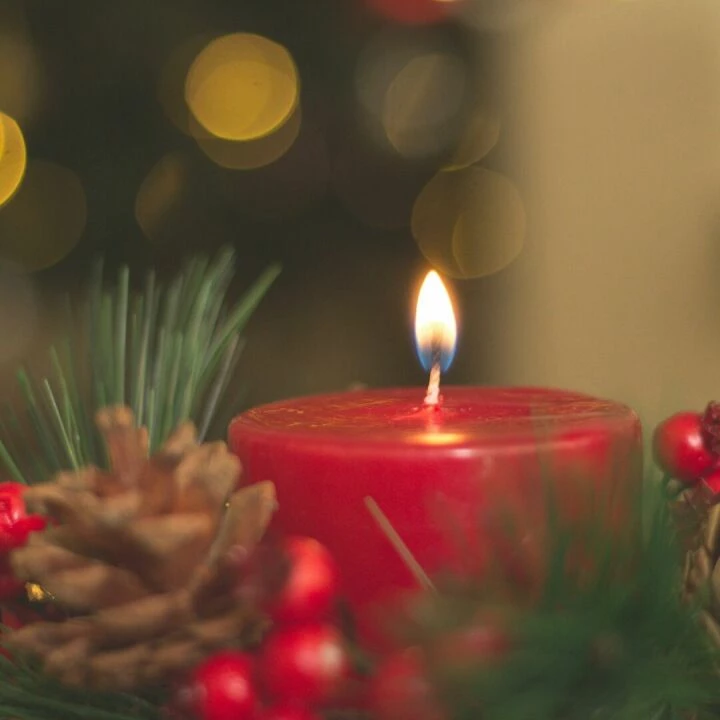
[196,102,302,170]
[382,52,467,159]
[356,28,424,124]
[444,109,501,171]
[0,113,27,208]
[185,33,299,141]
[411,166,525,279]
[0,161,86,271]
[135,153,187,242]
[356,29,469,159]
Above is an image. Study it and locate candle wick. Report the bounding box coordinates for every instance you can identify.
[364,496,436,593]
[424,363,441,407]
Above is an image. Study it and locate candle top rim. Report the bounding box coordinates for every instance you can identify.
[230,386,638,450]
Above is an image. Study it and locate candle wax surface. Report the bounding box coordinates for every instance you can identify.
[231,386,634,448]
[229,386,641,647]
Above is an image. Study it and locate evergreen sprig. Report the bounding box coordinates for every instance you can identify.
[0,637,161,720]
[406,480,720,720]
[0,247,280,485]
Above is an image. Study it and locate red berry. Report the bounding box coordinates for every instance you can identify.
[368,647,444,720]
[180,651,258,720]
[259,624,349,706]
[0,482,27,527]
[268,537,339,626]
[0,514,47,552]
[0,483,43,554]
[653,412,714,482]
[256,704,322,720]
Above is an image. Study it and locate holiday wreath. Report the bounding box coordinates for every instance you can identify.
[1,251,720,720]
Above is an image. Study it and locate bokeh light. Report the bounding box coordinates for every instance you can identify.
[411,166,525,278]
[0,28,44,124]
[195,103,302,170]
[383,52,467,159]
[0,112,27,208]
[356,29,470,161]
[0,161,86,271]
[135,152,188,243]
[185,33,299,142]
[364,0,455,25]
[134,152,234,255]
[444,108,501,170]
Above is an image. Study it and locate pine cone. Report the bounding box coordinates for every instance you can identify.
[4,406,277,691]
[669,479,720,646]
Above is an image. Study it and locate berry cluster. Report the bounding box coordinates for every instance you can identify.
[0,482,46,601]
[654,403,720,489]
[167,536,350,720]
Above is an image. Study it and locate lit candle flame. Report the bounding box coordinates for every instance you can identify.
[414,270,457,406]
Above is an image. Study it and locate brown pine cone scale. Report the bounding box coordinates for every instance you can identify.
[5,406,277,691]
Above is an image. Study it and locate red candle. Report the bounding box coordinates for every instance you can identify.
[228,273,641,645]
[229,387,639,637]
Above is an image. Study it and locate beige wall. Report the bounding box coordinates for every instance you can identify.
[490,0,720,427]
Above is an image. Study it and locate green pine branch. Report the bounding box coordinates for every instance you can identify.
[404,478,720,720]
[0,247,280,485]
[0,248,278,720]
[0,640,161,720]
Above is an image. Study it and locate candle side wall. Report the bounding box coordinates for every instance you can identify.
[230,388,642,649]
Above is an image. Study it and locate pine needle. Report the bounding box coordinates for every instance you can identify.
[406,475,720,720]
[0,645,160,720]
[0,248,279,720]
[197,335,244,441]
[0,429,24,484]
[114,265,129,405]
[0,247,280,483]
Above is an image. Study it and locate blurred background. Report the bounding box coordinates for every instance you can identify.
[0,0,717,428]
[0,0,525,410]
